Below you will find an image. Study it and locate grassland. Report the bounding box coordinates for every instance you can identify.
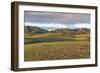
[24,29,90,61]
[24,41,90,61]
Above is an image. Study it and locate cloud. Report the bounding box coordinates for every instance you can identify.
[25,22,90,31]
[70,23,90,29]
[24,11,90,24]
[24,11,90,31]
[25,22,68,31]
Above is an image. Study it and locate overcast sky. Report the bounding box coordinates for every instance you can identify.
[24,11,90,31]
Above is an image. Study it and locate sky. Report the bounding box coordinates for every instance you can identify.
[24,11,90,31]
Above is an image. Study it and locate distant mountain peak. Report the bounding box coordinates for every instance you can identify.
[24,26,48,34]
[24,26,90,35]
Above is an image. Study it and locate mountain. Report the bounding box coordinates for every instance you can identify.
[71,28,90,34]
[24,26,48,34]
[25,27,90,44]
[50,29,70,33]
[25,26,90,34]
[50,28,90,34]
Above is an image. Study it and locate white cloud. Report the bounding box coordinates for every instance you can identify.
[25,22,90,31]
[25,22,68,31]
[73,23,90,28]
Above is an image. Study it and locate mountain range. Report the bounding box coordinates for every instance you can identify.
[24,26,48,34]
[24,26,90,34]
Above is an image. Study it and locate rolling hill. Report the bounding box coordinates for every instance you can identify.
[24,26,48,34]
[24,26,90,61]
[24,26,90,44]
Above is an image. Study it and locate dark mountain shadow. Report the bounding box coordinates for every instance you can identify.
[24,26,48,34]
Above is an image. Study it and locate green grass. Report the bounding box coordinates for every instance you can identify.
[24,32,89,44]
[24,41,90,61]
[24,31,90,61]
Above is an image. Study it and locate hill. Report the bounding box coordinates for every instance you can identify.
[24,26,90,44]
[24,26,48,34]
[50,28,90,34]
[24,26,90,61]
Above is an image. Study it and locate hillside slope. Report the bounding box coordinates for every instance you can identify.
[24,26,90,44]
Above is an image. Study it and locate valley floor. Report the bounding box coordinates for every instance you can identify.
[24,41,90,61]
